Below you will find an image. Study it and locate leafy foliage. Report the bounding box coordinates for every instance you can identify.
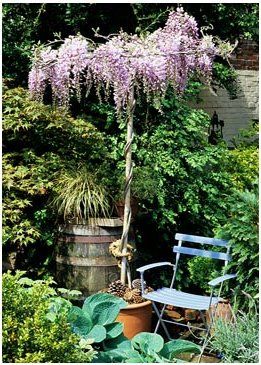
[209,307,259,363]
[215,186,259,307]
[228,123,259,191]
[51,166,110,222]
[68,293,127,345]
[68,293,200,363]
[187,257,221,293]
[2,271,96,363]
[97,332,201,363]
[131,89,233,234]
[2,85,107,273]
[212,62,238,99]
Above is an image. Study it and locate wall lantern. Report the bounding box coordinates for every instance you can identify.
[208,111,224,144]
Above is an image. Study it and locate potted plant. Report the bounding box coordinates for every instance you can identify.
[50,165,125,298]
[51,165,110,224]
[113,166,160,219]
[29,7,227,337]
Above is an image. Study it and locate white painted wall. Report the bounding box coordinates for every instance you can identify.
[193,70,259,145]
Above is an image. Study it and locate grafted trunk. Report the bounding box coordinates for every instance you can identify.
[120,88,135,287]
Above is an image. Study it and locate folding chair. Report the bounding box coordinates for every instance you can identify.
[137,233,237,354]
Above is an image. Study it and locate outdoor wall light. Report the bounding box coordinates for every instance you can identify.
[208,111,224,144]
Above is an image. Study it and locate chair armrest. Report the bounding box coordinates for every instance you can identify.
[208,274,237,287]
[137,262,174,273]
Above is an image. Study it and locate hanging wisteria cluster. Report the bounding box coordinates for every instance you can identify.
[29,8,218,111]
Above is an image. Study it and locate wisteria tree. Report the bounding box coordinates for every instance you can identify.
[29,8,230,286]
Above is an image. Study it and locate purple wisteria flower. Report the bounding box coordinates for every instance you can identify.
[29,7,218,111]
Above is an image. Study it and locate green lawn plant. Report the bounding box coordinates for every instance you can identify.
[2,271,96,363]
[68,292,201,363]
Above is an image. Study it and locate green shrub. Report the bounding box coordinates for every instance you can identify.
[2,271,96,363]
[215,186,258,307]
[209,308,259,362]
[187,257,221,293]
[2,85,108,273]
[228,123,258,191]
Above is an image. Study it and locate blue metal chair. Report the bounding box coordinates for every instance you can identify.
[137,233,237,351]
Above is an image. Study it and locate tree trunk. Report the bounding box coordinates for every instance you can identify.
[120,87,135,286]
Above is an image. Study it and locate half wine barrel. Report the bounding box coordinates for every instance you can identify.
[56,218,134,298]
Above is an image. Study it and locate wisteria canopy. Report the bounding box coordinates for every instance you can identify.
[29,8,218,112]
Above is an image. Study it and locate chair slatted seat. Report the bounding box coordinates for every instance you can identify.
[137,233,237,357]
[143,288,220,310]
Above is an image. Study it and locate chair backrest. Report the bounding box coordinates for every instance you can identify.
[174,233,231,262]
[171,233,231,288]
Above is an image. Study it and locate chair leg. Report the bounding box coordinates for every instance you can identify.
[154,303,166,333]
[197,303,218,363]
[152,302,172,340]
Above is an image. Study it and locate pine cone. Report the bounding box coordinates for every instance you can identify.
[107,280,127,298]
[145,286,154,293]
[123,288,144,304]
[132,278,146,291]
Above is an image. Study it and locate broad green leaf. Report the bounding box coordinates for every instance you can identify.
[84,324,106,343]
[92,302,120,325]
[103,333,132,351]
[68,306,93,335]
[83,293,127,314]
[105,322,124,339]
[159,339,201,360]
[132,332,164,353]
[94,349,139,363]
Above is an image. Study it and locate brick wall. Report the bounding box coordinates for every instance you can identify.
[229,39,259,70]
[193,40,259,145]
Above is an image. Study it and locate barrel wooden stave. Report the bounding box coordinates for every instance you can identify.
[56,220,128,297]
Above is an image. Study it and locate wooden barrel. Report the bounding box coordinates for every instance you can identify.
[55,218,135,298]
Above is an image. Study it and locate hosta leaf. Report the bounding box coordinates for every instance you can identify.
[103,333,131,350]
[132,332,164,353]
[83,293,127,314]
[92,302,120,325]
[84,324,106,343]
[68,306,92,335]
[159,339,201,360]
[94,349,138,363]
[105,322,124,339]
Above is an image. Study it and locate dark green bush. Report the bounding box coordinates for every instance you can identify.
[2,271,96,363]
[215,186,258,307]
[2,85,108,273]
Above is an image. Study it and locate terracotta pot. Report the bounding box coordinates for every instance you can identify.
[116,300,152,339]
[206,300,235,324]
[115,198,139,219]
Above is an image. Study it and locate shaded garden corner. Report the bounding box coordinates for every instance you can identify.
[2,3,259,363]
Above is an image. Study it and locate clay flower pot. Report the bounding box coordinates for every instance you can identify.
[115,198,139,219]
[116,300,152,339]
